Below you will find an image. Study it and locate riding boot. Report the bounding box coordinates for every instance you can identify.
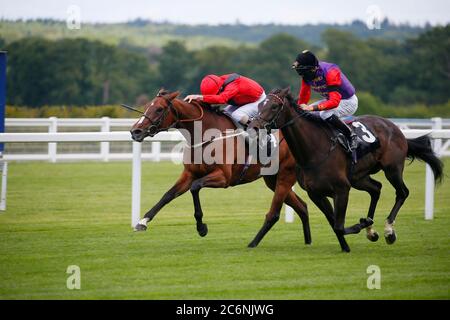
[326,115,358,152]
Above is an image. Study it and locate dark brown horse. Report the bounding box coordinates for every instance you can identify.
[128,89,311,247]
[249,88,443,252]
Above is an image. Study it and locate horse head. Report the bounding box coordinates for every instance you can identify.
[130,89,180,142]
[248,87,292,136]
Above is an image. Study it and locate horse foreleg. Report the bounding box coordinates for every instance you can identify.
[308,192,350,252]
[135,171,193,231]
[334,188,372,237]
[190,170,228,237]
[352,177,382,242]
[283,190,312,245]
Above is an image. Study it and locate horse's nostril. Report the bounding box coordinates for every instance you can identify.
[132,128,143,136]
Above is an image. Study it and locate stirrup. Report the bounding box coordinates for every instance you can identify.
[349,134,358,150]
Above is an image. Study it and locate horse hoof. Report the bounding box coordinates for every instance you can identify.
[341,247,351,253]
[197,224,208,237]
[134,224,147,232]
[367,231,379,242]
[385,231,397,245]
[248,242,258,248]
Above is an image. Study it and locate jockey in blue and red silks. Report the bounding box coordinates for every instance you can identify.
[292,50,358,151]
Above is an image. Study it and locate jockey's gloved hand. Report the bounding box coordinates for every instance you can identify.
[184,95,203,103]
[300,104,314,111]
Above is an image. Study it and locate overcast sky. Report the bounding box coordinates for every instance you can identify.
[1,0,449,25]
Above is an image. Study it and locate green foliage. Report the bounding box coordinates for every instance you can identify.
[322,26,450,106]
[243,33,309,90]
[3,23,449,115]
[403,25,450,104]
[157,41,195,93]
[355,92,450,118]
[6,37,158,107]
[0,19,427,48]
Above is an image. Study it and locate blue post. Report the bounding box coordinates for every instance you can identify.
[0,51,6,154]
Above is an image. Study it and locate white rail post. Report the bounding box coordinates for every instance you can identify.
[100,117,110,162]
[424,118,442,220]
[151,142,161,162]
[432,117,443,155]
[48,117,57,163]
[285,186,295,223]
[0,161,7,211]
[131,141,142,227]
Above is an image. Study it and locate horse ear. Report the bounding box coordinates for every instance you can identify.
[282,86,291,95]
[157,88,167,96]
[166,91,180,101]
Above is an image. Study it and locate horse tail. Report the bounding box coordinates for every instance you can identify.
[407,135,444,184]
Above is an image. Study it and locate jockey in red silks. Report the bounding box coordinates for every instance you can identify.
[292,50,358,151]
[184,73,266,126]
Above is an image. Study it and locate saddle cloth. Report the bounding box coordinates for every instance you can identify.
[340,116,380,160]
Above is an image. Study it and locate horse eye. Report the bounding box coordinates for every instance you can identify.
[156,107,163,113]
[271,104,278,110]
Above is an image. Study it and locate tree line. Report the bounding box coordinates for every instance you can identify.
[3,25,449,111]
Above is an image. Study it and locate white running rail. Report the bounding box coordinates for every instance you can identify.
[5,117,450,161]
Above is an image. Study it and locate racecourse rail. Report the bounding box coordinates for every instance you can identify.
[4,117,450,161]
[0,117,449,226]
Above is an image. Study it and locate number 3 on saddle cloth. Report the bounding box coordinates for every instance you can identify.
[340,116,381,162]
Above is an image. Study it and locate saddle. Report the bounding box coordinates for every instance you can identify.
[334,116,381,161]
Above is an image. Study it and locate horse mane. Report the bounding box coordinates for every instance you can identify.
[270,88,326,125]
[177,97,226,116]
[157,89,223,115]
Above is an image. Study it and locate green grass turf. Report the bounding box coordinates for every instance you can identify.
[0,159,448,299]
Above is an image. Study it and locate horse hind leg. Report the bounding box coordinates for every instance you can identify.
[383,165,409,245]
[352,177,383,242]
[284,191,312,245]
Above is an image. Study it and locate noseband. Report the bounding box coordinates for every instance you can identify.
[256,93,286,131]
[142,95,177,135]
[129,93,205,136]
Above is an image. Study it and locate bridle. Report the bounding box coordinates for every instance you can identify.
[256,92,339,169]
[123,93,204,136]
[256,93,290,132]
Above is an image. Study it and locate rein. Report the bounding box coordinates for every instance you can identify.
[258,92,338,169]
[123,95,204,136]
[256,93,301,132]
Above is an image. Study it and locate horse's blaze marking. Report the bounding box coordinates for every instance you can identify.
[137,116,145,125]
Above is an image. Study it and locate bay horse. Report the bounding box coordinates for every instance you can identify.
[128,89,311,248]
[249,87,443,252]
